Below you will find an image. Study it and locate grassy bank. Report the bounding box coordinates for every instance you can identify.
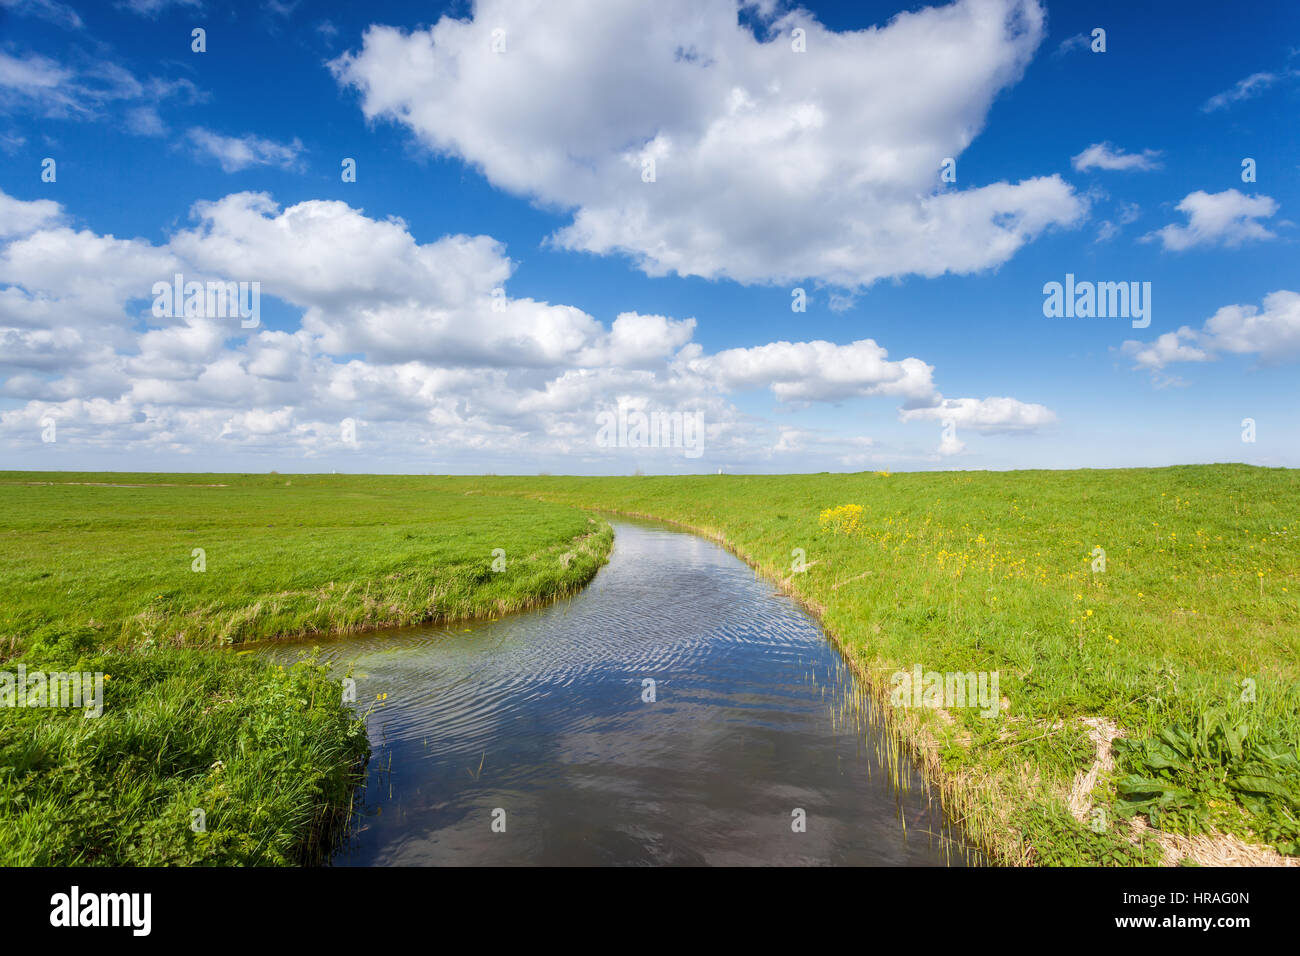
[0,473,614,864]
[439,465,1300,865]
[4,466,1295,866]
[1,647,366,865]
[1,473,613,654]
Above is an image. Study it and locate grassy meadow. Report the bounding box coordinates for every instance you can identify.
[1,465,1296,866]
[444,464,1300,865]
[0,473,613,864]
[1,473,612,655]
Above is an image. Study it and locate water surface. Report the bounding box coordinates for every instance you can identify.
[264,519,974,866]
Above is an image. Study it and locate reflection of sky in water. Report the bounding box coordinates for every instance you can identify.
[261,520,977,866]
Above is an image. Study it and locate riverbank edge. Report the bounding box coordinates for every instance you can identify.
[550,505,1049,866]
[230,520,616,652]
[292,519,615,864]
[564,505,1297,867]
[2,520,615,866]
[253,519,617,865]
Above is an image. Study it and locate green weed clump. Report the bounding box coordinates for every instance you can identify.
[1017,803,1166,867]
[0,647,367,865]
[1114,708,1300,855]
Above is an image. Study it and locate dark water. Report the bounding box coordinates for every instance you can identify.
[262,520,975,866]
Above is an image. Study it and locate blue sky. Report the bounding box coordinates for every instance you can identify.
[1,0,1297,474]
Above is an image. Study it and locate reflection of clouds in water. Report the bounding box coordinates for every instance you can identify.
[263,521,975,866]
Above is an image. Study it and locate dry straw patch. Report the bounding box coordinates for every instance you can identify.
[1067,716,1297,867]
[1130,817,1299,867]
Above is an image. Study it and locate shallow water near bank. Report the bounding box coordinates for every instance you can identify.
[261,519,978,866]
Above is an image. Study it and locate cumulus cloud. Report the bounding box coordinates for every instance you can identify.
[0,188,1054,469]
[1143,189,1279,251]
[689,338,937,404]
[1121,290,1300,372]
[898,395,1057,432]
[1119,329,1212,373]
[1201,291,1300,359]
[0,207,180,362]
[1071,142,1161,172]
[330,0,1084,289]
[0,192,65,238]
[165,192,695,369]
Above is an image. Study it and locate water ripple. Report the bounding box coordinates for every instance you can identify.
[261,519,976,866]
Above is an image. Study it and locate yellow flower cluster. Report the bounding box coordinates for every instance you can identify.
[819,503,864,535]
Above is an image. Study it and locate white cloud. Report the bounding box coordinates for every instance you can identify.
[166,192,685,369]
[1053,33,1090,56]
[1094,220,1119,243]
[0,48,200,123]
[1201,71,1294,112]
[0,0,84,29]
[937,430,965,456]
[0,51,76,110]
[1096,199,1142,242]
[1143,189,1279,251]
[898,396,1057,432]
[1119,329,1211,372]
[0,192,65,238]
[688,338,937,404]
[116,0,202,16]
[1121,290,1300,372]
[773,429,873,456]
[1202,291,1300,359]
[1071,142,1161,172]
[186,128,305,173]
[330,0,1084,289]
[125,105,167,136]
[0,188,1053,469]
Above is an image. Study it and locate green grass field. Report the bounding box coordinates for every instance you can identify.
[0,474,612,654]
[0,473,612,864]
[1,465,1296,866]
[442,465,1300,865]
